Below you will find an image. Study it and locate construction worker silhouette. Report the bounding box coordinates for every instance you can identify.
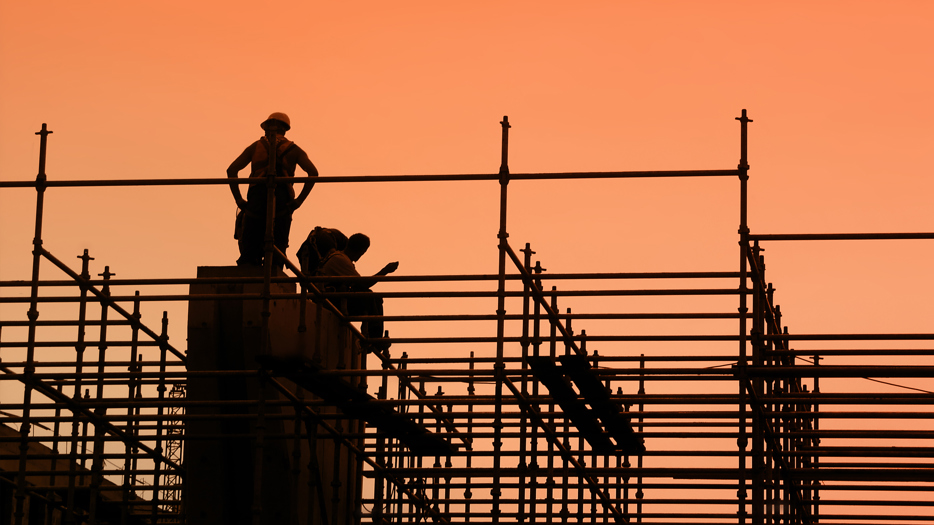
[227,112,318,267]
[318,233,399,350]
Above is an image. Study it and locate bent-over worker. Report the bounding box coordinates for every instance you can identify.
[318,233,398,350]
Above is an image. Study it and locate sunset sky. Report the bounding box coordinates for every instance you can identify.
[2,1,933,348]
[2,4,933,521]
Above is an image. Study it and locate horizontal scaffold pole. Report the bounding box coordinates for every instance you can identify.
[0,169,741,189]
[750,232,934,241]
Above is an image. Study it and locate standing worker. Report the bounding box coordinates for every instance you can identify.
[227,112,318,267]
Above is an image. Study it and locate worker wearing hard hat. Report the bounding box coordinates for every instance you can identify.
[227,112,318,267]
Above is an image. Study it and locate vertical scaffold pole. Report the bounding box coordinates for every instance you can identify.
[88,267,114,525]
[546,287,558,521]
[123,291,142,522]
[735,108,752,524]
[492,115,511,523]
[261,125,280,350]
[464,351,476,517]
[14,123,52,525]
[254,126,278,525]
[529,260,544,524]
[560,307,571,522]
[66,249,92,525]
[49,383,62,489]
[150,312,170,523]
[517,242,535,523]
[637,355,645,523]
[812,349,821,521]
[374,381,388,523]
[750,247,764,523]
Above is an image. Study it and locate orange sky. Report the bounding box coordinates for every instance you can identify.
[2,4,933,520]
[2,1,933,346]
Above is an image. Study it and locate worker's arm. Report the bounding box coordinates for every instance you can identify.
[344,262,398,290]
[291,150,318,210]
[376,262,399,276]
[226,145,254,209]
[354,262,400,289]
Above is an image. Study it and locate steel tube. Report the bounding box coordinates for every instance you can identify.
[0,168,741,189]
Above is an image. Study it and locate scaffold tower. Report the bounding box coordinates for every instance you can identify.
[1,113,933,525]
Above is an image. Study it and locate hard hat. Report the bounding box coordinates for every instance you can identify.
[261,112,291,131]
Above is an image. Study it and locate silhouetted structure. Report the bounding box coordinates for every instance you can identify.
[2,115,933,524]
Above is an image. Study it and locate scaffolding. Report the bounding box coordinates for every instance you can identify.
[1,113,933,524]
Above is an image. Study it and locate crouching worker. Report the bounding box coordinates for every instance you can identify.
[296,226,348,276]
[318,233,398,350]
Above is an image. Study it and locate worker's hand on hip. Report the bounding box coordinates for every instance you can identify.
[235,197,249,210]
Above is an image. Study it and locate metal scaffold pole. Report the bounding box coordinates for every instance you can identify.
[13,124,52,525]
[65,249,92,525]
[736,108,752,525]
[491,115,511,523]
[252,123,279,525]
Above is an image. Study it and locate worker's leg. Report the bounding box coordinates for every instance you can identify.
[347,291,387,348]
[367,294,385,342]
[237,187,267,266]
[272,207,292,269]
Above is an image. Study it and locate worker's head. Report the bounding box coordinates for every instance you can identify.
[261,112,291,133]
[344,233,371,262]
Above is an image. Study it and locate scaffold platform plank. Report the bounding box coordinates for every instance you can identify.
[261,356,455,456]
[527,356,644,454]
